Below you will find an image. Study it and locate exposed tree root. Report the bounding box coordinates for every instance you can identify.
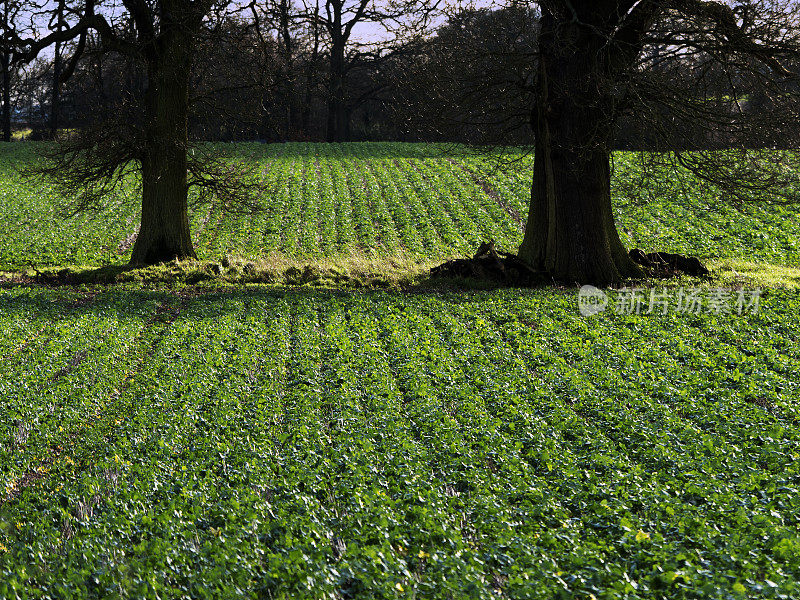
[430,241,550,286]
[430,242,711,286]
[628,249,710,277]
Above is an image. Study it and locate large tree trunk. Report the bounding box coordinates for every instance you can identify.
[518,8,641,285]
[129,35,197,266]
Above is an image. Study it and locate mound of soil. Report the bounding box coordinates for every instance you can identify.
[629,249,710,277]
[430,241,549,286]
[430,243,711,286]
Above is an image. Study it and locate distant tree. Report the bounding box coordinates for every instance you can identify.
[1,2,12,141]
[47,0,89,136]
[5,0,89,138]
[189,15,269,139]
[248,0,326,139]
[392,4,538,143]
[300,0,439,142]
[515,0,800,284]
[1,0,30,141]
[248,0,305,137]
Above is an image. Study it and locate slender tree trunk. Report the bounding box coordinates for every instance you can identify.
[257,89,274,141]
[49,1,64,137]
[93,52,106,103]
[1,3,10,143]
[129,34,197,266]
[50,40,62,136]
[278,0,301,137]
[326,39,348,142]
[518,10,640,285]
[300,79,313,137]
[301,3,321,138]
[1,50,10,143]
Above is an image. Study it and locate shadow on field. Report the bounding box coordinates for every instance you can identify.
[3,252,557,292]
[0,282,566,323]
[0,243,719,314]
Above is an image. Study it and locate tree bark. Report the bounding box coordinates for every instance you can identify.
[518,7,641,285]
[129,33,197,266]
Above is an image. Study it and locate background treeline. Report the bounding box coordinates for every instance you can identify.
[1,1,797,148]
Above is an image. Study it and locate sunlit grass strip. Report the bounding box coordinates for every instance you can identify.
[298,155,321,256]
[410,158,483,253]
[329,157,357,253]
[4,143,800,270]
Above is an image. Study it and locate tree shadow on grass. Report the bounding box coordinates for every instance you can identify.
[0,271,569,324]
[4,256,534,291]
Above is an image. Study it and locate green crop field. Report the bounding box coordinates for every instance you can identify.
[2,287,800,598]
[2,142,800,598]
[2,142,800,271]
